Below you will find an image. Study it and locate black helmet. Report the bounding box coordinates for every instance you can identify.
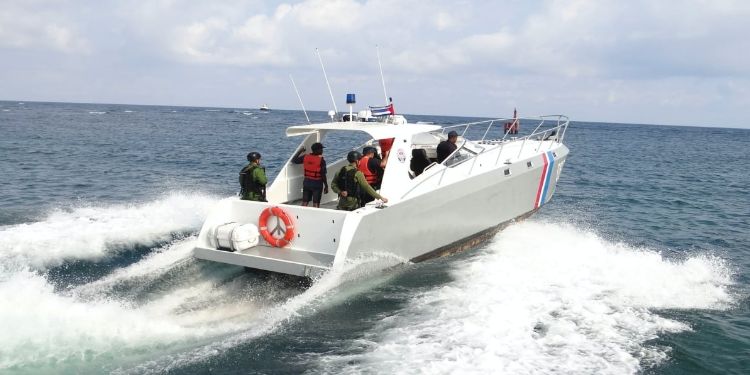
[362,146,376,155]
[347,150,362,163]
[247,152,261,162]
[311,142,325,152]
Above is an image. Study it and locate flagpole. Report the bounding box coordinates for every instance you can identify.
[376,45,389,104]
[289,74,310,124]
[316,48,338,116]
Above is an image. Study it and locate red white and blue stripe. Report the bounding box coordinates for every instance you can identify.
[534,151,556,209]
[370,103,394,116]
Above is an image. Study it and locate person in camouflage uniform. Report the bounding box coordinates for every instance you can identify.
[331,151,388,211]
[239,152,267,201]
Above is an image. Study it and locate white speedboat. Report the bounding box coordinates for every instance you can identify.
[259,104,270,111]
[193,114,570,278]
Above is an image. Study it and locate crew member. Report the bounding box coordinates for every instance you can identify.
[239,152,267,201]
[357,146,384,204]
[331,151,388,211]
[436,131,458,164]
[292,142,329,207]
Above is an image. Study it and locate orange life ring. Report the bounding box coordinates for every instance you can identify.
[258,206,295,247]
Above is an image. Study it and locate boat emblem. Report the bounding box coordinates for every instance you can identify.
[397,148,406,163]
[269,217,287,237]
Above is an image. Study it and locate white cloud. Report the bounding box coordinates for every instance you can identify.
[291,0,365,31]
[0,0,748,127]
[0,2,90,53]
[434,11,456,30]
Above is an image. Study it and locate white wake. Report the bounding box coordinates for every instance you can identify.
[322,221,735,375]
[0,192,218,270]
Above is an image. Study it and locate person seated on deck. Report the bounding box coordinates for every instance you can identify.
[332,151,388,211]
[410,148,431,177]
[239,152,267,201]
[292,142,329,208]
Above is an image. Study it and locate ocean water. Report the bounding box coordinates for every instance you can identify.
[0,100,748,374]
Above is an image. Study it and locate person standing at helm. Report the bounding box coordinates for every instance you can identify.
[358,146,385,204]
[239,152,267,201]
[436,130,458,164]
[292,142,329,207]
[332,151,388,211]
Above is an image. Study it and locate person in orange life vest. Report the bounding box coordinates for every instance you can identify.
[358,146,385,204]
[292,142,329,207]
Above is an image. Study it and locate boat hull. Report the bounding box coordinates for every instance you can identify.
[339,145,568,264]
[193,142,568,277]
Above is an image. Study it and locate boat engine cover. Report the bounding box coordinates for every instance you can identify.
[213,222,259,252]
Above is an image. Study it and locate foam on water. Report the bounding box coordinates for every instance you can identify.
[323,221,735,375]
[0,235,283,372]
[0,192,238,371]
[69,236,198,299]
[0,189,413,373]
[1,187,736,373]
[0,267,193,370]
[0,192,219,270]
[121,252,410,374]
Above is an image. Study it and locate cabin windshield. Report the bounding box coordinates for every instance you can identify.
[319,131,373,163]
[442,140,478,167]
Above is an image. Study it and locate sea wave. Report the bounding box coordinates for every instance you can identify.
[0,236,259,373]
[119,252,409,374]
[0,192,220,270]
[317,220,735,375]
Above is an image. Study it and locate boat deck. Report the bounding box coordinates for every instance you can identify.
[194,244,334,277]
[286,199,339,210]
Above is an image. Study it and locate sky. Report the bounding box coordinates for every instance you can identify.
[1,0,749,128]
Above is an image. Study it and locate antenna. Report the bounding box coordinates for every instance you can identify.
[289,74,310,124]
[376,45,389,103]
[316,48,338,116]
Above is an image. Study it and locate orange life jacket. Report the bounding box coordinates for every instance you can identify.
[303,154,323,180]
[358,156,378,184]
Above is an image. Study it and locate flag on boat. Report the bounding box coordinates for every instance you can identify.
[370,103,395,116]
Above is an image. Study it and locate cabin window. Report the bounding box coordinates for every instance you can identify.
[504,169,511,176]
[444,143,477,167]
[527,161,533,168]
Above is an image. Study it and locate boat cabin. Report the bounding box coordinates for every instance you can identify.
[265,121,473,208]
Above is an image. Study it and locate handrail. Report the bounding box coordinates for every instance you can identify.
[400,115,569,200]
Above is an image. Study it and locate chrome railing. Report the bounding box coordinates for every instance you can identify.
[400,115,569,199]
[440,115,569,144]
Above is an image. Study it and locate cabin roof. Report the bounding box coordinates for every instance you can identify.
[286,122,443,139]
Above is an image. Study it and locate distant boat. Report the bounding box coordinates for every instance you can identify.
[259,104,270,111]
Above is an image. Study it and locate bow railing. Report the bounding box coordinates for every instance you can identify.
[399,115,569,200]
